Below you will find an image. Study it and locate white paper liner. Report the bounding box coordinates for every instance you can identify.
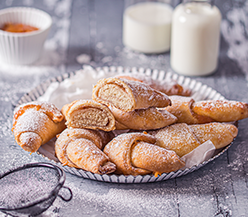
[17,65,232,183]
[181,140,216,169]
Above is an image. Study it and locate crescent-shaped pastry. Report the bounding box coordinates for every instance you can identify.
[62,99,116,131]
[55,128,116,175]
[190,122,238,149]
[12,101,66,153]
[152,122,238,157]
[192,100,248,122]
[165,96,214,124]
[103,132,185,176]
[117,74,192,96]
[166,96,248,124]
[152,123,201,157]
[110,106,177,130]
[92,77,171,112]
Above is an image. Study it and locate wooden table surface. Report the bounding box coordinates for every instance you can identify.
[0,0,248,216]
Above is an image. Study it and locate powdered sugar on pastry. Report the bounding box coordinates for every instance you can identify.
[103,132,184,176]
[62,100,116,131]
[92,77,171,112]
[111,106,177,130]
[55,128,116,175]
[192,100,248,122]
[152,122,238,157]
[116,73,192,96]
[12,101,66,153]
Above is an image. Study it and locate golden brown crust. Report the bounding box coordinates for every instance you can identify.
[103,132,184,176]
[192,100,248,122]
[13,101,64,126]
[165,96,199,124]
[165,96,214,124]
[165,96,248,124]
[62,99,116,131]
[131,141,185,174]
[117,74,192,96]
[152,122,238,157]
[12,101,66,153]
[153,123,201,157]
[190,123,238,149]
[92,77,171,112]
[104,132,153,175]
[110,106,177,130]
[55,128,116,174]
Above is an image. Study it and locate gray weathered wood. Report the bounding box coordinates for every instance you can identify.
[0,0,248,216]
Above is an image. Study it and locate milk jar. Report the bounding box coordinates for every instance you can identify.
[123,0,174,53]
[170,1,222,76]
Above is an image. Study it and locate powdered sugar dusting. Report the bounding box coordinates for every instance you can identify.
[120,78,171,109]
[76,54,91,64]
[55,181,179,217]
[0,166,59,208]
[14,109,47,133]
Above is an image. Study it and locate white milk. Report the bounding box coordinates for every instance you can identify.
[170,2,222,76]
[123,2,173,53]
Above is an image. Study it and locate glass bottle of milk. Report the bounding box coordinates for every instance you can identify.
[170,0,222,76]
[123,0,176,54]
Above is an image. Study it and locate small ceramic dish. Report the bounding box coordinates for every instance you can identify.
[0,7,52,65]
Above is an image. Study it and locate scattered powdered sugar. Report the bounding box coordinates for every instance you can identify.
[15,109,46,132]
[0,166,59,208]
[195,100,243,110]
[62,182,178,217]
[76,54,92,64]
[101,56,113,63]
[123,78,170,109]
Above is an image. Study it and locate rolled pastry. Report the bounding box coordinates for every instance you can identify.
[166,96,248,124]
[103,132,185,176]
[192,100,248,122]
[190,122,238,149]
[92,77,171,112]
[12,101,66,153]
[110,106,177,130]
[62,99,116,131]
[55,128,116,175]
[152,122,238,157]
[117,74,192,96]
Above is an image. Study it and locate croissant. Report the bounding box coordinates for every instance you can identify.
[152,122,238,157]
[12,101,66,153]
[92,77,171,112]
[192,100,248,122]
[103,132,185,176]
[110,106,177,130]
[117,74,192,96]
[55,128,116,175]
[62,99,116,131]
[166,96,248,124]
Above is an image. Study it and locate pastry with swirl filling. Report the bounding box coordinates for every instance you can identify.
[55,128,116,175]
[92,77,171,112]
[62,99,116,131]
